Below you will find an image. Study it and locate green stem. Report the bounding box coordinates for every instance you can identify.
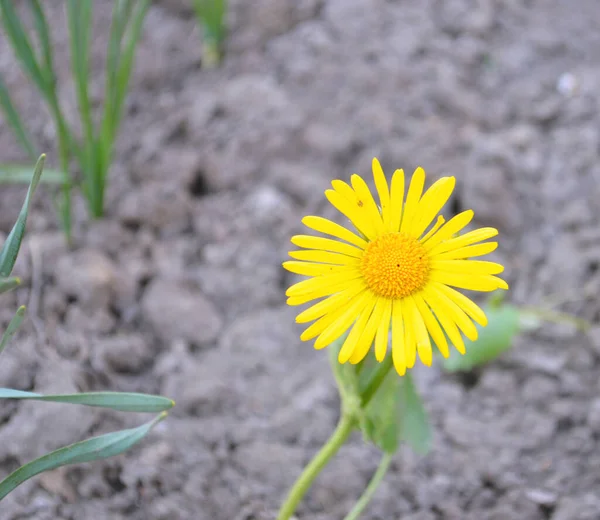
[277,414,356,520]
[343,452,393,520]
[361,353,393,407]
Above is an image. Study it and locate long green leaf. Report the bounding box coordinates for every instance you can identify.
[0,305,26,356]
[0,277,21,294]
[0,154,45,277]
[66,0,95,206]
[0,75,36,159]
[442,304,520,372]
[0,164,65,184]
[0,413,166,500]
[0,0,49,95]
[0,389,174,413]
[397,373,431,456]
[27,0,54,85]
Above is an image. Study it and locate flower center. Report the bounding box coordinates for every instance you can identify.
[360,232,430,299]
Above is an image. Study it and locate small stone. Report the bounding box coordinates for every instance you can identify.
[97,334,154,374]
[54,249,117,309]
[587,398,600,433]
[525,488,558,507]
[116,182,191,234]
[141,277,223,346]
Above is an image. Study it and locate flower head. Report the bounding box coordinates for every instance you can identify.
[283,158,508,375]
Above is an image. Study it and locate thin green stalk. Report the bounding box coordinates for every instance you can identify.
[67,0,97,215]
[361,353,393,407]
[277,414,356,520]
[344,452,393,520]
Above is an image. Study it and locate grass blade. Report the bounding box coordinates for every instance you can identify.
[0,305,26,356]
[0,0,49,94]
[0,75,36,159]
[0,164,65,184]
[191,0,227,66]
[0,389,174,413]
[27,0,54,80]
[66,0,96,210]
[0,154,45,277]
[0,277,21,294]
[0,413,166,500]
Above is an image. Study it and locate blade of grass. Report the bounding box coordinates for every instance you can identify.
[0,305,26,356]
[0,277,21,294]
[0,412,166,500]
[0,389,174,413]
[66,0,96,213]
[0,0,48,92]
[0,75,36,159]
[27,0,54,85]
[0,154,45,277]
[0,164,65,184]
[96,0,148,214]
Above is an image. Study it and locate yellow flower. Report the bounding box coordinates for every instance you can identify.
[283,158,508,375]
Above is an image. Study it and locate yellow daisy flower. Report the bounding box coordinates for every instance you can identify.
[283,158,508,376]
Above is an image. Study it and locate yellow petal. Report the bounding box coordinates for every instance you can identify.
[428,271,508,292]
[286,269,362,298]
[291,235,363,257]
[400,167,426,233]
[387,169,405,232]
[375,298,392,361]
[410,176,456,238]
[350,174,385,236]
[423,287,478,341]
[300,296,359,341]
[325,189,378,240]
[391,299,406,375]
[423,210,474,250]
[408,296,433,367]
[402,297,418,369]
[302,216,368,249]
[288,250,360,265]
[436,241,497,260]
[432,282,488,326]
[430,260,505,275]
[283,261,352,277]
[372,158,390,228]
[349,297,384,364]
[413,293,450,358]
[420,215,445,243]
[422,291,466,354]
[314,292,372,349]
[295,281,366,323]
[429,227,498,256]
[338,298,376,363]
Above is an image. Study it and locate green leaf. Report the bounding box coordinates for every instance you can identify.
[0,154,45,277]
[0,75,36,159]
[441,304,520,372]
[0,412,166,500]
[0,305,26,356]
[0,389,174,413]
[361,366,401,453]
[0,164,65,184]
[360,358,431,455]
[397,372,431,455]
[0,277,21,294]
[0,0,49,94]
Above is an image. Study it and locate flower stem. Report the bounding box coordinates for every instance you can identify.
[276,414,356,520]
[343,452,394,520]
[361,353,393,407]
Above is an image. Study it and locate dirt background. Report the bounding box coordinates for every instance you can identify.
[1,0,600,519]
